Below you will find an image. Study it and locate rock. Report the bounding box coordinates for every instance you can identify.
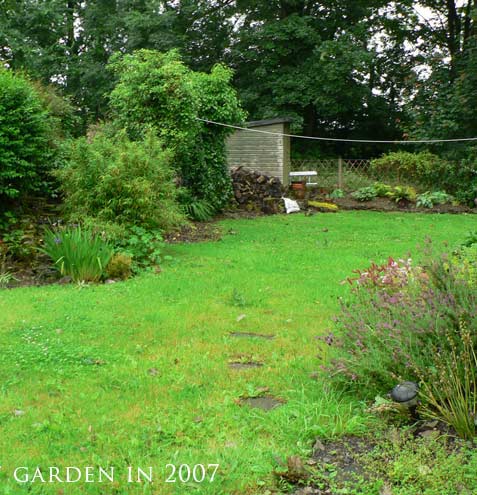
[104,279,116,284]
[390,381,419,404]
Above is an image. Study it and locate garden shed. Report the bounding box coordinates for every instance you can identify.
[226,118,292,186]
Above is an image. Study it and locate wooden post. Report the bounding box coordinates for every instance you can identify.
[338,157,343,189]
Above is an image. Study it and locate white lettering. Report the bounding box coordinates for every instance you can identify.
[13,467,29,483]
[65,467,82,483]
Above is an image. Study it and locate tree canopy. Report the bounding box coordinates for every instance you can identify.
[1,0,476,157]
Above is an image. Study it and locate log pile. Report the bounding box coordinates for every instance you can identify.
[230,167,284,214]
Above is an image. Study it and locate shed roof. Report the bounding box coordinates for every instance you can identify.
[246,117,294,128]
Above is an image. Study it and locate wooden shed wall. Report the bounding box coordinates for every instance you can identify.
[226,122,290,185]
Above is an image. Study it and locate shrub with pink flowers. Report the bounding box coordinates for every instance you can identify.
[322,247,477,435]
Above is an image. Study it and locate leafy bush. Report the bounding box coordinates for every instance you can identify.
[351,186,377,202]
[329,188,345,199]
[57,130,185,232]
[416,191,453,208]
[373,182,393,197]
[452,243,477,288]
[386,185,416,203]
[106,253,132,280]
[371,151,447,186]
[0,70,53,208]
[178,189,215,221]
[461,230,477,248]
[115,226,165,271]
[322,248,477,437]
[42,226,113,283]
[108,49,246,211]
[371,151,477,204]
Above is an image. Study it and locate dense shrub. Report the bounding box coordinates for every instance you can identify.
[416,191,453,208]
[0,70,52,206]
[371,151,448,187]
[42,226,113,283]
[57,130,185,232]
[106,253,132,280]
[108,49,246,211]
[371,151,477,204]
[386,185,416,203]
[351,186,377,202]
[322,249,477,437]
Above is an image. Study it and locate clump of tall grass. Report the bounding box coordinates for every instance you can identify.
[416,319,477,439]
[42,226,113,283]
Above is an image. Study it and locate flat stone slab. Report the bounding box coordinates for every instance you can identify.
[241,396,284,411]
[229,331,275,340]
[228,361,264,370]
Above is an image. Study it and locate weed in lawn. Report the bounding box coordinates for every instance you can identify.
[231,288,247,307]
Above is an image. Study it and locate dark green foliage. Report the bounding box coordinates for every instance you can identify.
[416,191,453,208]
[56,129,185,232]
[386,185,416,203]
[373,182,393,197]
[42,226,113,283]
[115,226,165,271]
[0,70,52,204]
[108,49,245,211]
[351,186,377,202]
[371,151,477,203]
[179,193,215,222]
[462,231,477,248]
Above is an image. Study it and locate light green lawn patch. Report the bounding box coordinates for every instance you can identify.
[0,211,475,495]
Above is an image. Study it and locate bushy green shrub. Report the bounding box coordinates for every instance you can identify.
[416,191,453,208]
[108,49,246,211]
[371,151,477,204]
[0,70,52,205]
[42,226,113,283]
[322,250,477,438]
[351,186,377,202]
[57,130,185,232]
[115,226,165,271]
[371,151,448,186]
[106,253,132,280]
[329,188,345,199]
[386,185,416,203]
[373,182,393,197]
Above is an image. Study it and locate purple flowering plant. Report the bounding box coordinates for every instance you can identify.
[321,249,477,406]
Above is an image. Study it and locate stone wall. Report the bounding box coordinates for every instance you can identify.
[226,118,292,186]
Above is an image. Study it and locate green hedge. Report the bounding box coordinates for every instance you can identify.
[0,70,52,203]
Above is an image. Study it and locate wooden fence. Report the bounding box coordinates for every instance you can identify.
[291,158,374,191]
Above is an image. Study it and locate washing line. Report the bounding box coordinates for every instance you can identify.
[196,117,477,144]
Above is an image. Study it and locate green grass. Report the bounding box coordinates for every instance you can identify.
[0,211,475,495]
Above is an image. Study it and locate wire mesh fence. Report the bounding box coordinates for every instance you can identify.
[291,158,376,191]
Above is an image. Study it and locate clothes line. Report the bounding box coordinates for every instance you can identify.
[196,117,477,144]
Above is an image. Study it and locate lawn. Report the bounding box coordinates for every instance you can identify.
[0,211,475,495]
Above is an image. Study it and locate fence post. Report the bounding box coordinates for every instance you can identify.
[338,157,343,189]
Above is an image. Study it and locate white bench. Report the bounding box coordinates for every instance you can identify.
[289,171,318,187]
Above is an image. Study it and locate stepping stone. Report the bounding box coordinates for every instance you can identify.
[240,396,284,411]
[228,361,264,370]
[229,331,275,340]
